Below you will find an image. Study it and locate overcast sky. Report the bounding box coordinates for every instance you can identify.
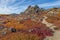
[0,0,60,14]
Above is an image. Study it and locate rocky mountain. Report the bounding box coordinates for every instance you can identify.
[19,5,47,22]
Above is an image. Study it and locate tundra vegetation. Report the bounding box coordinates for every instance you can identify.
[0,5,60,40]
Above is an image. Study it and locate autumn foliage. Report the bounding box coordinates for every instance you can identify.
[0,5,56,40]
[0,32,41,40]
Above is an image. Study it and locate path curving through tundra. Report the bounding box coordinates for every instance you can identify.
[41,16,60,40]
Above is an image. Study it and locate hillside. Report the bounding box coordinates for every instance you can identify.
[0,5,60,40]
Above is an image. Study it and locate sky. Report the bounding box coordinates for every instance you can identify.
[0,0,60,14]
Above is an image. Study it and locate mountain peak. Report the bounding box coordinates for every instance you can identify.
[24,5,41,14]
[34,5,40,9]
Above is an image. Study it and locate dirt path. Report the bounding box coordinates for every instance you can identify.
[41,16,60,40]
[52,30,60,40]
[41,16,56,31]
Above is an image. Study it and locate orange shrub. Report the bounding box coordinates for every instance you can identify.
[0,32,41,40]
